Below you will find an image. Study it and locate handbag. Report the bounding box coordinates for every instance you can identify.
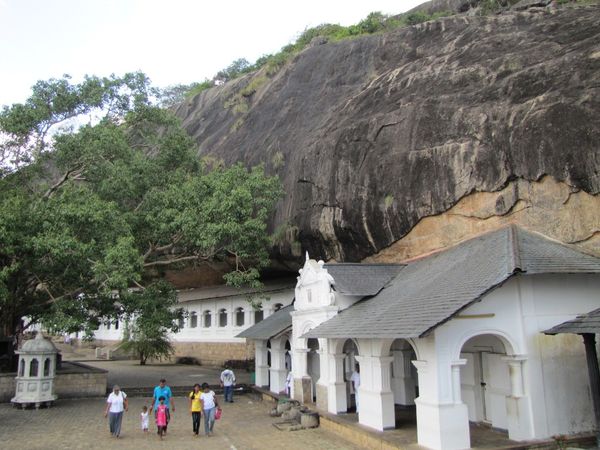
[215,408,222,420]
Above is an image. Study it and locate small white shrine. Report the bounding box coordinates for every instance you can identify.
[12,332,58,409]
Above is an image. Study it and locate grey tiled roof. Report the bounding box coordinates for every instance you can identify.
[236,304,294,340]
[178,279,295,303]
[544,308,600,335]
[305,226,600,340]
[324,264,404,296]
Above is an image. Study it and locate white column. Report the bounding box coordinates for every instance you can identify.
[451,359,467,404]
[391,349,417,405]
[269,338,287,394]
[254,340,269,387]
[316,346,329,411]
[327,353,347,414]
[355,354,395,430]
[413,357,471,450]
[503,355,534,441]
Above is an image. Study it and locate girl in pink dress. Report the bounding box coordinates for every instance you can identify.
[155,396,169,439]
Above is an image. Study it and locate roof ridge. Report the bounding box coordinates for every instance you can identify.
[507,224,524,273]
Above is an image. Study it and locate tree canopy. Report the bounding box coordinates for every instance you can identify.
[0,73,282,343]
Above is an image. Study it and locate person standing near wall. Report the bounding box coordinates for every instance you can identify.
[189,383,203,436]
[104,384,128,438]
[351,364,360,414]
[152,378,175,434]
[220,366,236,403]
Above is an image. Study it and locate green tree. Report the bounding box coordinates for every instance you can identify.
[118,282,182,365]
[0,73,283,353]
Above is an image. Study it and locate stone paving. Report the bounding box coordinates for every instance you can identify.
[0,393,363,450]
[82,359,252,389]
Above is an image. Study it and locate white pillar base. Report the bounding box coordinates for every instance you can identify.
[358,388,395,431]
[328,381,348,414]
[416,398,470,450]
[255,364,269,387]
[506,395,534,441]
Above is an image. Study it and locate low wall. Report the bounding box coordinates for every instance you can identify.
[91,339,254,367]
[171,341,255,367]
[0,361,107,403]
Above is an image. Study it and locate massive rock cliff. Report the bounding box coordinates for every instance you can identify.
[175,5,600,265]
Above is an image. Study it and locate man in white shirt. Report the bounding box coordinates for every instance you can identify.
[104,385,128,438]
[350,364,360,414]
[220,366,236,403]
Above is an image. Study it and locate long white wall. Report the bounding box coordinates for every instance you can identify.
[94,288,294,343]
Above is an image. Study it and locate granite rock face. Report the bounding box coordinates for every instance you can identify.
[175,6,600,264]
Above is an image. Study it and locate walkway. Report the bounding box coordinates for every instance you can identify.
[0,394,361,450]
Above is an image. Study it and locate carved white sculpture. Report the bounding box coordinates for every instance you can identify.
[12,332,58,409]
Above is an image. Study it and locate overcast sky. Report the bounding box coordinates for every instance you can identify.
[0,0,425,107]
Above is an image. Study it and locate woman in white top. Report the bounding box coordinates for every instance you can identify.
[200,382,220,436]
[104,384,128,438]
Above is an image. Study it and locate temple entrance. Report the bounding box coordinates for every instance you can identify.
[307,338,320,402]
[460,334,511,431]
[342,339,359,412]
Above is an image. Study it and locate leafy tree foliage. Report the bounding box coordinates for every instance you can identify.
[118,282,182,365]
[0,73,283,349]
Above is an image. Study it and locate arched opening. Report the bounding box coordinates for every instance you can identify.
[389,338,419,428]
[203,310,212,328]
[189,312,198,328]
[266,339,272,386]
[44,358,51,376]
[219,308,228,327]
[342,339,359,412]
[30,358,39,377]
[307,338,320,403]
[18,358,24,377]
[254,307,263,324]
[460,334,512,433]
[285,339,292,371]
[178,316,185,329]
[114,319,119,330]
[235,307,245,326]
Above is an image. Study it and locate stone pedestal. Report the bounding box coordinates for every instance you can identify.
[293,377,313,404]
[415,398,470,450]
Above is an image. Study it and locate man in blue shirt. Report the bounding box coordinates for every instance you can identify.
[152,378,176,433]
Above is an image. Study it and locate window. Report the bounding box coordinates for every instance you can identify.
[114,319,119,330]
[254,309,263,324]
[190,312,198,328]
[203,310,212,328]
[106,321,111,330]
[178,316,185,329]
[219,309,228,327]
[44,358,51,376]
[30,358,39,377]
[235,307,245,326]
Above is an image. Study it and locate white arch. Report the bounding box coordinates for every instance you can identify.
[453,327,521,360]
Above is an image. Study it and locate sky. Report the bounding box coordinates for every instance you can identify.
[0,0,425,107]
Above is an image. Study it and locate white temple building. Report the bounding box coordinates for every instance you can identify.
[238,226,600,450]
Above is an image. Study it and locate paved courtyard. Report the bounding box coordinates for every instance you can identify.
[82,359,252,389]
[0,394,362,450]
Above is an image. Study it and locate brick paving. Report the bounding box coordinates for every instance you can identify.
[0,393,363,450]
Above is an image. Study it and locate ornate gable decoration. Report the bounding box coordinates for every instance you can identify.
[295,253,335,311]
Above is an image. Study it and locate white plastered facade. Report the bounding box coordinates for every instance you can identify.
[251,258,600,450]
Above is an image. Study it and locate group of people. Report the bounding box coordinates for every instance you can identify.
[104,367,236,439]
